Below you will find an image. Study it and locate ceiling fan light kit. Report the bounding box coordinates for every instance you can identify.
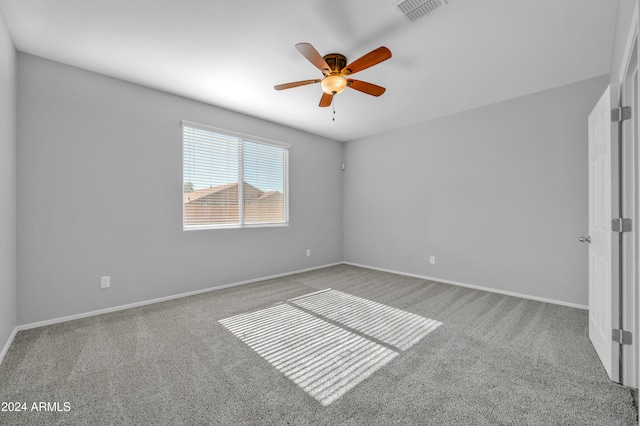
[321,75,347,95]
[274,43,392,107]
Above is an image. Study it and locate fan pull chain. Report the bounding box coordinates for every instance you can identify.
[332,98,336,122]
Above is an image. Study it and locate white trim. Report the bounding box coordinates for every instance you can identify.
[11,260,588,336]
[614,0,640,388]
[0,327,18,366]
[238,140,245,222]
[284,148,290,224]
[183,222,289,231]
[343,262,589,310]
[16,262,342,332]
[181,120,291,149]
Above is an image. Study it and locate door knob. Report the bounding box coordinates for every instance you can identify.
[579,236,591,243]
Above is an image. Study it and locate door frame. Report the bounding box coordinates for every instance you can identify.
[615,0,639,388]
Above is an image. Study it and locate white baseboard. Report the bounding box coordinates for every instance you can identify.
[343,262,588,310]
[0,327,18,366]
[13,259,587,334]
[17,262,343,331]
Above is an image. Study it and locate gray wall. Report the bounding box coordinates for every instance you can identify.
[343,75,609,307]
[610,0,637,81]
[0,9,17,352]
[17,54,343,325]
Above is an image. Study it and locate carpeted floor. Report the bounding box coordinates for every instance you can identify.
[0,264,637,425]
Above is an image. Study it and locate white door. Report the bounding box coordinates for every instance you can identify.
[588,86,618,381]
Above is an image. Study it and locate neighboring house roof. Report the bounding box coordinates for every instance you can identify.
[184,182,282,204]
[258,191,282,201]
[183,183,238,204]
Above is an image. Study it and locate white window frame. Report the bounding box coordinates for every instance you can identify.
[182,120,290,231]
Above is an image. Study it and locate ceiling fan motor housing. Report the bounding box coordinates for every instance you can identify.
[323,54,347,74]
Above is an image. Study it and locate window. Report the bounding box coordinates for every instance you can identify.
[182,121,289,229]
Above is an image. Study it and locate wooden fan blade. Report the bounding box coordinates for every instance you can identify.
[296,43,331,75]
[319,92,333,107]
[274,79,321,90]
[347,79,386,97]
[342,46,392,75]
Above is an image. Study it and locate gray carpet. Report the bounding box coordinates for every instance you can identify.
[0,265,637,425]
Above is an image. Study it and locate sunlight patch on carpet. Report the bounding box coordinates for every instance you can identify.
[290,289,443,351]
[219,289,442,406]
[220,304,397,406]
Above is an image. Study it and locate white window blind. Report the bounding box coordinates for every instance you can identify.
[182,122,289,229]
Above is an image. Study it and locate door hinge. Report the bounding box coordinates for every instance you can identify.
[612,329,633,345]
[612,218,632,232]
[611,106,632,122]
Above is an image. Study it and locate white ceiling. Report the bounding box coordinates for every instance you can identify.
[0,0,618,142]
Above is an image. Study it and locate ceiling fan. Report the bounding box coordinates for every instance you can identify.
[274,43,392,107]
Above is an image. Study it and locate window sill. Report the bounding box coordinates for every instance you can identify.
[183,222,289,231]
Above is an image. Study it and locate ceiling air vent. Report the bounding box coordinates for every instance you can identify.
[394,0,448,22]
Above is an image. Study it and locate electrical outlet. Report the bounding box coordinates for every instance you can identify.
[306,249,311,257]
[100,276,110,288]
[430,256,436,264]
